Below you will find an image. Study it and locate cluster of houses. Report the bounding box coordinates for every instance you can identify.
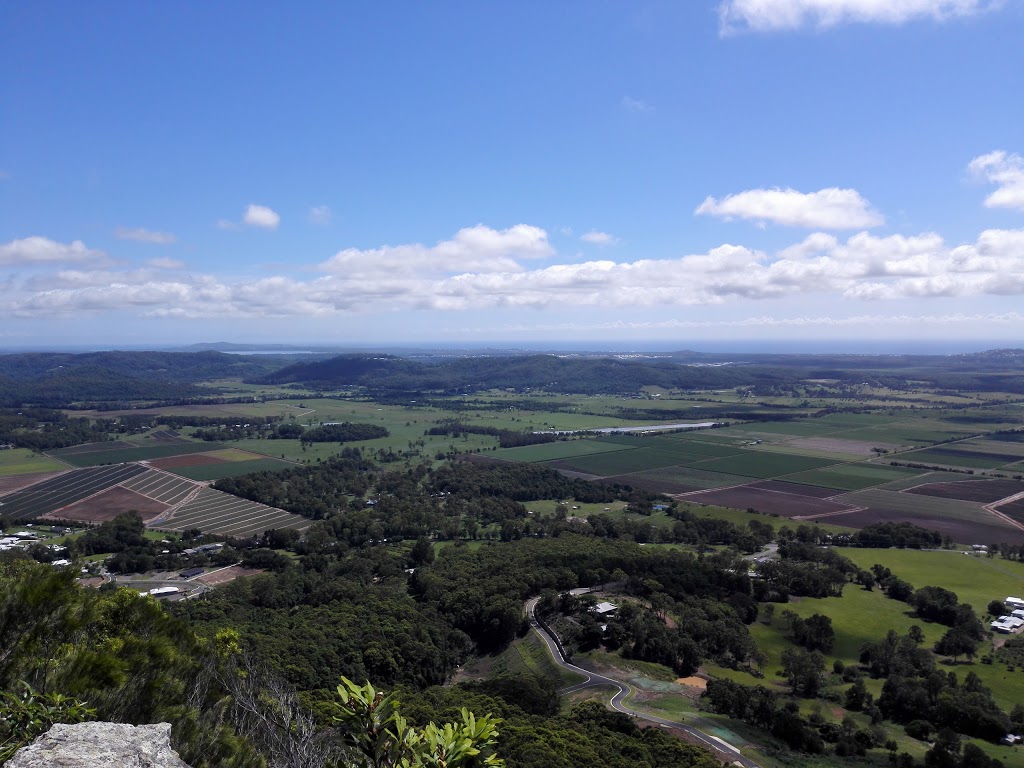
[991,596,1024,634]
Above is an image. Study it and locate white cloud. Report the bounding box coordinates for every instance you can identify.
[719,0,996,33]
[319,224,553,277]
[243,204,281,229]
[147,257,186,270]
[968,150,1024,211]
[114,227,176,244]
[216,219,240,231]
[580,231,620,246]
[621,96,654,113]
[8,224,1024,320]
[696,187,884,229]
[0,237,109,266]
[308,205,332,225]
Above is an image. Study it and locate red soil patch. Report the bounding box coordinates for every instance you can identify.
[674,676,708,690]
[905,479,1024,504]
[0,471,63,495]
[750,480,840,498]
[149,454,227,470]
[41,486,168,524]
[682,486,855,518]
[196,565,264,587]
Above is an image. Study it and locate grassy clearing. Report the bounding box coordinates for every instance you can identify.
[0,449,66,476]
[839,548,1024,624]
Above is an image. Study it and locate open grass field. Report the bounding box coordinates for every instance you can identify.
[168,457,295,481]
[0,463,148,521]
[0,448,68,476]
[155,487,310,538]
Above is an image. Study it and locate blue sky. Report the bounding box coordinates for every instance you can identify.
[2,1,1023,350]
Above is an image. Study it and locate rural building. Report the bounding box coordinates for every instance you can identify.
[991,616,1024,634]
[593,601,618,616]
[179,567,205,579]
[51,559,71,567]
[1006,597,1024,609]
[148,586,180,597]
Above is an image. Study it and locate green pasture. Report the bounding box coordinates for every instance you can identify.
[840,548,1024,621]
[0,449,67,476]
[784,463,923,492]
[691,451,838,479]
[169,457,295,481]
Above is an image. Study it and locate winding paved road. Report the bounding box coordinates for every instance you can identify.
[526,597,762,768]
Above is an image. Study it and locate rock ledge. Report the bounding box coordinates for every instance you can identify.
[8,722,192,768]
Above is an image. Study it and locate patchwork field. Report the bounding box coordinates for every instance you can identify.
[899,445,1024,470]
[782,463,923,491]
[606,465,756,492]
[0,463,148,521]
[156,487,310,538]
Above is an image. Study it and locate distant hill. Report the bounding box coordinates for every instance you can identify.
[0,351,299,406]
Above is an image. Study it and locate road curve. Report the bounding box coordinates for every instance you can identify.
[526,597,762,768]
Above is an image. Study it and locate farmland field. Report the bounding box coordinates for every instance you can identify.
[168,457,295,481]
[42,485,167,524]
[0,471,64,495]
[904,478,1024,503]
[747,480,842,498]
[688,450,839,478]
[607,465,755,492]
[156,487,310,537]
[0,463,148,521]
[782,462,923,491]
[0,448,68,476]
[998,499,1024,524]
[679,486,857,518]
[49,441,221,468]
[900,445,1022,469]
[491,440,629,463]
[47,440,139,456]
[121,470,200,506]
[543,448,692,476]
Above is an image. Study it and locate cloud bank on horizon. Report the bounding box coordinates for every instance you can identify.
[1,2,1021,346]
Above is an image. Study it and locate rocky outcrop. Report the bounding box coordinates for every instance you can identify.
[7,722,192,768]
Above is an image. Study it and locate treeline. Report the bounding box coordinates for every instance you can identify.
[302,422,389,443]
[425,420,557,448]
[0,407,114,451]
